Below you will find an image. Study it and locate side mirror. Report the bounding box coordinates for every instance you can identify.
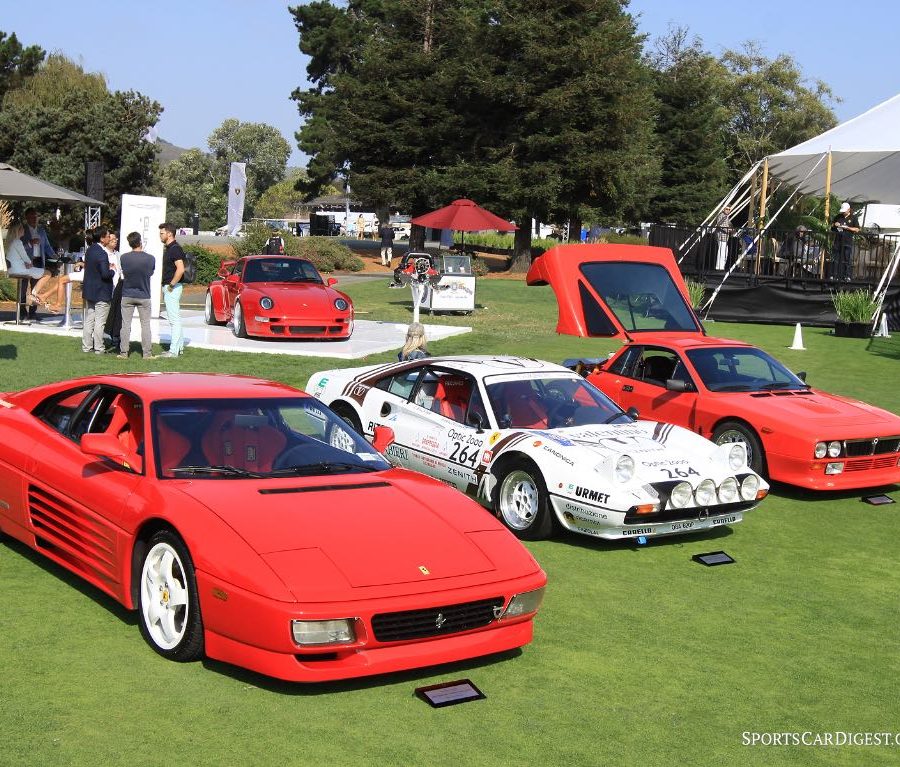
[625,406,639,421]
[81,433,142,473]
[665,379,693,393]
[372,425,395,453]
[327,277,338,286]
[467,411,485,433]
[797,371,807,382]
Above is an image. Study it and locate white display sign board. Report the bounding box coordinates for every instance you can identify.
[425,275,476,312]
[119,194,167,318]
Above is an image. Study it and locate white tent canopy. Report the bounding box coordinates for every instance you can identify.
[767,93,900,203]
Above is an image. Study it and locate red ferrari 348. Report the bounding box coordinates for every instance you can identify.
[0,374,545,682]
[527,243,900,491]
[205,255,354,340]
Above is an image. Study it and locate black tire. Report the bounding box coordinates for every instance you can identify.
[491,458,556,540]
[331,402,362,435]
[232,300,248,338]
[204,291,223,325]
[713,421,767,477]
[137,530,204,662]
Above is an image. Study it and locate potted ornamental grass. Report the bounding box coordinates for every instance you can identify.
[831,289,878,337]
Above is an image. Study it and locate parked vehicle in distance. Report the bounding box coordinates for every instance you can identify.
[0,373,546,682]
[526,243,900,490]
[205,255,354,340]
[307,356,768,541]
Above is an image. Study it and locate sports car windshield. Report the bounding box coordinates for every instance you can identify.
[243,258,323,284]
[153,397,389,479]
[484,376,628,429]
[579,262,701,333]
[686,347,808,392]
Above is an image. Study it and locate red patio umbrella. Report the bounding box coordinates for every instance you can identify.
[411,198,516,250]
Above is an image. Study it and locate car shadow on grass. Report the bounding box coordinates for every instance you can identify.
[2,534,136,625]
[201,648,524,695]
[769,480,899,505]
[549,523,734,554]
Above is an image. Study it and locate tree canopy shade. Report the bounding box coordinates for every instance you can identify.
[0,54,161,223]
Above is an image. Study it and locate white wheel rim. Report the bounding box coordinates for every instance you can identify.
[499,470,540,530]
[140,542,189,650]
[717,430,754,466]
[205,292,213,321]
[234,302,243,333]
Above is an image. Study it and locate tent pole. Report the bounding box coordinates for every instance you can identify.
[676,161,760,263]
[754,159,769,275]
[701,154,827,317]
[820,151,833,278]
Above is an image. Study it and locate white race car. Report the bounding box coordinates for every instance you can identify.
[306,356,769,541]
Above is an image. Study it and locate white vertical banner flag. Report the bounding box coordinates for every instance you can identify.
[120,194,167,319]
[227,162,247,235]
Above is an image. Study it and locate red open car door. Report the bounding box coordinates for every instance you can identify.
[525,244,704,339]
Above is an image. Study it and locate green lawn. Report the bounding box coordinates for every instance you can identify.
[1,279,898,767]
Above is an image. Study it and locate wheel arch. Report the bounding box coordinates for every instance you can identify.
[711,416,769,475]
[207,282,230,320]
[128,518,187,610]
[328,398,365,434]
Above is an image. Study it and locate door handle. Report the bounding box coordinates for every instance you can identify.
[623,385,633,392]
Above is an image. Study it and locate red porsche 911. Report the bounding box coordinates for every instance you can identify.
[0,374,545,682]
[527,243,900,491]
[205,255,354,339]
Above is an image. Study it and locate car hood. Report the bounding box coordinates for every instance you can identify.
[176,470,527,592]
[518,421,739,483]
[243,283,348,312]
[724,389,900,432]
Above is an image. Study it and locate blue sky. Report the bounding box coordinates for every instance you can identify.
[4,1,899,166]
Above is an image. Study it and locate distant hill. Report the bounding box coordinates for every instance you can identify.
[156,138,193,166]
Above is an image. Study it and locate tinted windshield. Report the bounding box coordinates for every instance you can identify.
[579,262,701,333]
[153,397,388,479]
[485,376,627,429]
[243,258,323,284]
[686,347,807,392]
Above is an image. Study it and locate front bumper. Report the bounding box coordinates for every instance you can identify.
[195,569,544,682]
[246,315,353,339]
[769,451,900,491]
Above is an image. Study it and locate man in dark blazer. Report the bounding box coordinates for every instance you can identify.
[82,226,115,354]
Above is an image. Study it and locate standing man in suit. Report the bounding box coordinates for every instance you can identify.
[158,222,186,357]
[81,226,115,354]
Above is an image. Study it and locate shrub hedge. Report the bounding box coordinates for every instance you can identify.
[232,222,363,273]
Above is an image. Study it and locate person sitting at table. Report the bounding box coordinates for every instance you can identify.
[5,222,53,308]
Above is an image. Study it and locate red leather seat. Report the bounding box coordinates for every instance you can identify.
[433,376,471,422]
[203,412,287,473]
[155,419,193,477]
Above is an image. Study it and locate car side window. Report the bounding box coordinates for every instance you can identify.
[35,387,95,436]
[636,350,679,387]
[374,369,423,400]
[609,346,642,376]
